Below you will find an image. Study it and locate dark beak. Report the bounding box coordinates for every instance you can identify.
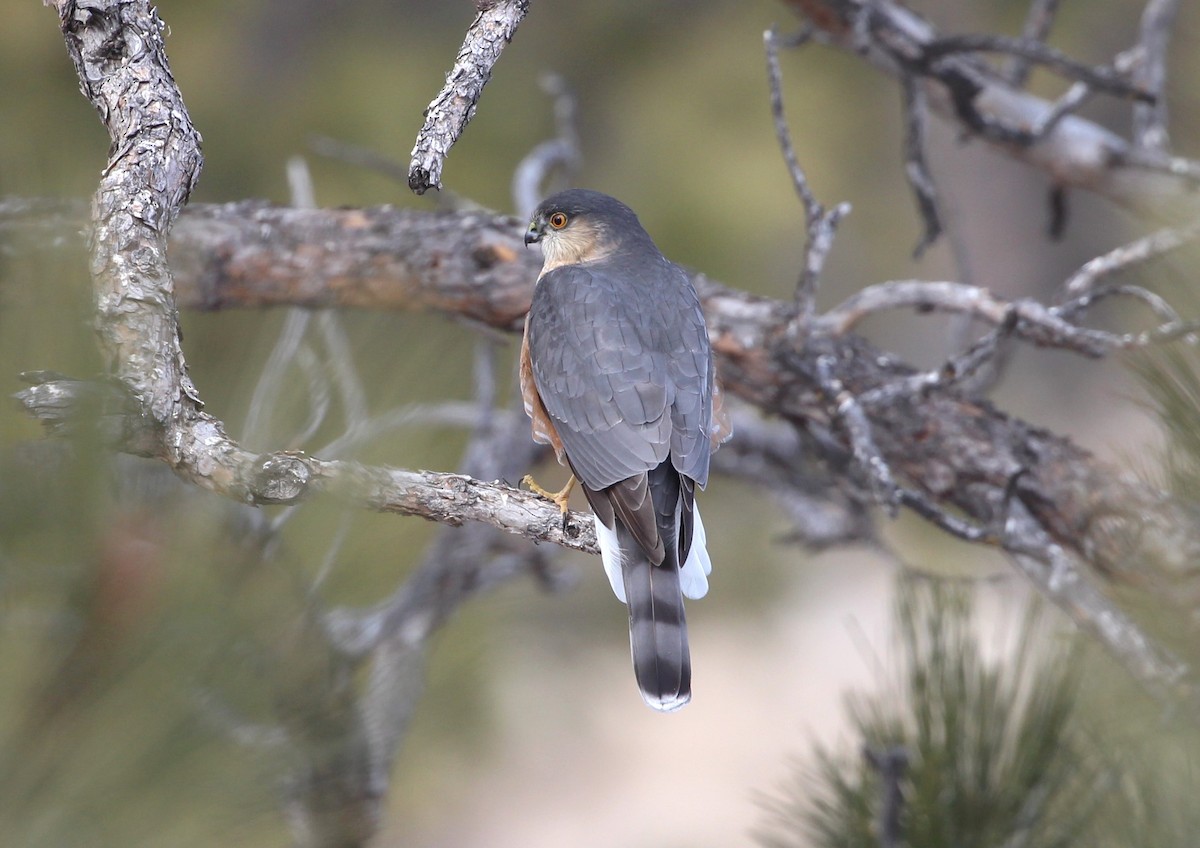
[524,225,541,246]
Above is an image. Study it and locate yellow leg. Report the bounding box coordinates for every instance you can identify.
[522,473,576,515]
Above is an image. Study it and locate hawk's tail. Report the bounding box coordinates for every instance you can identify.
[616,520,691,712]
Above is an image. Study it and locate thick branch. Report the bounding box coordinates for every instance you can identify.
[54,0,204,428]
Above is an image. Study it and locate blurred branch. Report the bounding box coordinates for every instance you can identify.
[1132,0,1179,153]
[781,0,1200,220]
[1059,221,1200,301]
[407,0,531,194]
[1000,498,1191,703]
[309,135,411,185]
[511,74,582,220]
[922,35,1151,100]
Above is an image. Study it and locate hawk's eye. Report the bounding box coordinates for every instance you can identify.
[548,212,569,230]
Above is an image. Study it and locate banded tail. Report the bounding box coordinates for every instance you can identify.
[591,463,712,712]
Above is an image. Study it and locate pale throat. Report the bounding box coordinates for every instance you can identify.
[538,225,616,274]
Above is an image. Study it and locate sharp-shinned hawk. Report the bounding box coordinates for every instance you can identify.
[521,189,730,712]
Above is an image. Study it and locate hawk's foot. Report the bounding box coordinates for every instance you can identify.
[522,473,576,527]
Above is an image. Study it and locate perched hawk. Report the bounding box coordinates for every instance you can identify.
[521,189,729,711]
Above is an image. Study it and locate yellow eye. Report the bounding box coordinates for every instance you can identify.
[548,212,568,229]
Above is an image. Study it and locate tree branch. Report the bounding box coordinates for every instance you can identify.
[1132,0,1179,153]
[407,0,530,194]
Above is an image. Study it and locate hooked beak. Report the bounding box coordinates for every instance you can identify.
[524,223,542,246]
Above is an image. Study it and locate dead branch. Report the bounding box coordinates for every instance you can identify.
[764,27,850,316]
[407,0,530,194]
[1059,222,1200,301]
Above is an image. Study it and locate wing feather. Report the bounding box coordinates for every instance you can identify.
[527,261,715,491]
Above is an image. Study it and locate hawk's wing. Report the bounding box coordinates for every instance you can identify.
[526,257,715,492]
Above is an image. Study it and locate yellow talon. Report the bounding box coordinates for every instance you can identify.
[522,473,576,515]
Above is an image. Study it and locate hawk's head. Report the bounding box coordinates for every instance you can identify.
[525,189,652,271]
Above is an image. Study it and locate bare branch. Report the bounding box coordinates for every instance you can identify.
[815,279,1116,356]
[407,0,531,194]
[14,370,597,552]
[52,0,204,430]
[923,35,1152,101]
[1059,221,1200,301]
[764,26,850,319]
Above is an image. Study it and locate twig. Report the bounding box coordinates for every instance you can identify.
[923,35,1153,102]
[243,157,327,452]
[900,72,941,256]
[711,408,878,549]
[813,353,900,515]
[242,309,313,448]
[1030,81,1093,140]
[1030,49,1138,144]
[288,344,335,450]
[407,0,531,194]
[816,279,1116,357]
[1005,0,1062,86]
[1068,284,1182,327]
[896,488,997,544]
[764,26,849,321]
[764,27,820,221]
[1132,0,1179,153]
[859,310,1020,407]
[1059,221,1200,301]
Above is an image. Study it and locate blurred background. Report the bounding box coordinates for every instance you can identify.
[3,1,1200,845]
